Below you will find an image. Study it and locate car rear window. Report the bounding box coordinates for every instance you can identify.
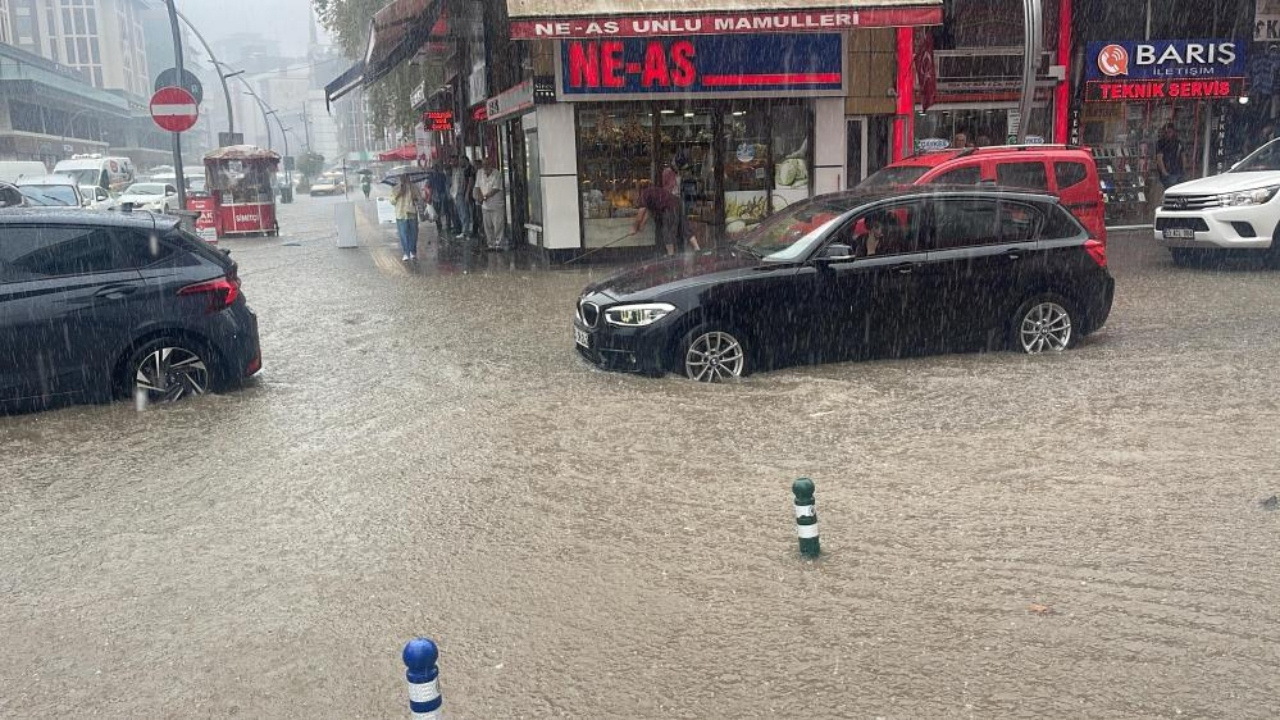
[163,228,232,270]
[1054,161,1089,190]
[996,162,1049,190]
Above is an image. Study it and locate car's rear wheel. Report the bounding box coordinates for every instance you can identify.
[1011,294,1076,354]
[124,339,216,404]
[677,326,748,382]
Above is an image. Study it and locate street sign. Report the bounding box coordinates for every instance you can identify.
[150,86,199,133]
[155,67,204,105]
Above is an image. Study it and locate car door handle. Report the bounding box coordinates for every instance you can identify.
[93,284,137,300]
[893,263,916,275]
[1005,251,1021,261]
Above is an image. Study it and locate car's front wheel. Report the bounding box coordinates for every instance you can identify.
[1011,294,1077,354]
[677,326,748,382]
[124,339,216,404]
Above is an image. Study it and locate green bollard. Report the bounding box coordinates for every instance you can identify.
[792,477,820,558]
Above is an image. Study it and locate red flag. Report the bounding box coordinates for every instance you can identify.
[914,30,937,112]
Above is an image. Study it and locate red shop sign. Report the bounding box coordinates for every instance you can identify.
[423,110,455,131]
[471,104,488,121]
[1085,77,1245,101]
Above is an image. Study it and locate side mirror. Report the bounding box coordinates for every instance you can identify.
[820,243,853,260]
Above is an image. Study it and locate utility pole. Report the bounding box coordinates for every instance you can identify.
[163,0,187,211]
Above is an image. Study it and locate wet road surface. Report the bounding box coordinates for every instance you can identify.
[3,194,1280,718]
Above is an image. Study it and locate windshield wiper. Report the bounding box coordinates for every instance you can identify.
[732,241,763,259]
[23,191,71,205]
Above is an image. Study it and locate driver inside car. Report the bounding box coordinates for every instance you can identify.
[854,213,889,257]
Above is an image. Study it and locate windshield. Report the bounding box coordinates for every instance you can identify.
[1231,139,1280,172]
[859,165,929,189]
[60,169,101,186]
[731,199,849,261]
[123,184,165,196]
[19,185,77,206]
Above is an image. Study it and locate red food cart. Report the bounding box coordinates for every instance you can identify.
[201,145,280,238]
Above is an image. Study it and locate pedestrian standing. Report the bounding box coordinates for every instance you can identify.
[476,156,506,250]
[360,173,371,199]
[1156,123,1185,190]
[427,162,451,237]
[392,173,421,261]
[662,167,700,252]
[634,170,683,256]
[453,156,476,240]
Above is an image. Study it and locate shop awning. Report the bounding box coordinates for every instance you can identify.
[507,0,942,38]
[325,0,450,108]
[378,144,419,162]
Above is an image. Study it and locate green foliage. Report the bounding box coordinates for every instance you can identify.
[313,0,423,140]
[297,151,326,178]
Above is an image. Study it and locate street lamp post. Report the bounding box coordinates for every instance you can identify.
[241,90,273,151]
[175,11,235,138]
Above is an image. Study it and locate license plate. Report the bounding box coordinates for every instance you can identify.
[574,327,590,348]
[1163,228,1196,240]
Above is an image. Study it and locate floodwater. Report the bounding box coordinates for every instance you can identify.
[2,195,1279,718]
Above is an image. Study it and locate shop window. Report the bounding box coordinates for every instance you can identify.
[1054,161,1088,190]
[772,103,811,216]
[723,104,769,234]
[995,162,1048,190]
[660,104,715,240]
[578,104,654,249]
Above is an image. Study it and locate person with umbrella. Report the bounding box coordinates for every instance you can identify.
[384,166,427,261]
[359,169,372,199]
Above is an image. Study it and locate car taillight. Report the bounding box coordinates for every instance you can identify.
[1084,238,1107,268]
[179,276,239,312]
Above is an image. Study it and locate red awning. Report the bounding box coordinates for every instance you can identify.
[378,145,419,162]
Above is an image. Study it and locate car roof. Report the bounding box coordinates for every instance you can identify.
[0,207,177,229]
[16,174,79,186]
[892,144,1092,167]
[811,184,1063,211]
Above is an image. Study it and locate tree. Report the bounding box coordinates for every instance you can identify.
[296,151,326,192]
[313,0,426,138]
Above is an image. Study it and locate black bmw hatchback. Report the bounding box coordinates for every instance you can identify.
[0,209,261,409]
[574,187,1114,381]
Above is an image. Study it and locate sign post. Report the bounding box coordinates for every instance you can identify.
[162,0,188,211]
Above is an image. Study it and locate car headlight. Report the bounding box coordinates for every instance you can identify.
[1220,186,1280,206]
[604,303,676,327]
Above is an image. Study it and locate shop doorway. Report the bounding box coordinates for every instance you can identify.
[846,118,868,187]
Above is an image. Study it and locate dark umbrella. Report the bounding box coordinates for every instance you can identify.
[381,164,430,186]
[355,168,374,176]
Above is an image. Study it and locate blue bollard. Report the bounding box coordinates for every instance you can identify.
[403,638,443,719]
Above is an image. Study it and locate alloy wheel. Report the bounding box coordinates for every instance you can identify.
[134,346,210,403]
[1019,302,1072,354]
[685,331,745,382]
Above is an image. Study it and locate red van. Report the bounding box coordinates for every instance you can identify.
[861,145,1107,244]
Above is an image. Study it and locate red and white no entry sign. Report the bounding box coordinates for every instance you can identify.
[150,86,198,133]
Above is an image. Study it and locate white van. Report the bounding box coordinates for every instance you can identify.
[0,161,49,184]
[52,154,136,193]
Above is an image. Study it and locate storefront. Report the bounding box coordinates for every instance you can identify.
[503,1,944,257]
[903,0,1071,155]
[1080,38,1247,223]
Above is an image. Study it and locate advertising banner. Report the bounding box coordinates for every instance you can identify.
[1257,0,1280,41]
[557,33,845,100]
[512,7,941,38]
[1085,39,1246,102]
[1085,39,1245,81]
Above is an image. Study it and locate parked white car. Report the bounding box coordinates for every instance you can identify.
[1155,138,1280,266]
[16,175,86,208]
[111,182,180,214]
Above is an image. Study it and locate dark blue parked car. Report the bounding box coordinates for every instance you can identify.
[0,209,260,410]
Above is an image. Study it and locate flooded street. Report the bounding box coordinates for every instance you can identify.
[3,195,1280,718]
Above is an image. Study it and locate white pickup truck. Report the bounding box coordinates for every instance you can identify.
[1155,139,1280,266]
